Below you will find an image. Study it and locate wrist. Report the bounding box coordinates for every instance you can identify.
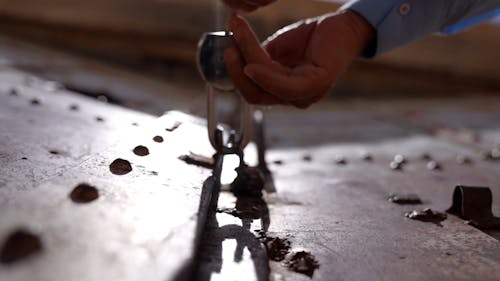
[337,9,375,57]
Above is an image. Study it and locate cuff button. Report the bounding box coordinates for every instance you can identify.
[399,3,411,16]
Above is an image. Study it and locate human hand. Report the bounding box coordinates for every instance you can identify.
[224,11,374,108]
[222,0,277,12]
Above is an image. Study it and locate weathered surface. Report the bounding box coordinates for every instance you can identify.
[262,102,500,281]
[0,69,214,281]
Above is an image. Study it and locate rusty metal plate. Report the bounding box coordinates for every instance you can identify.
[0,70,215,281]
[261,104,500,281]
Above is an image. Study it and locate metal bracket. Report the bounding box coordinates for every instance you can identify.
[206,84,253,156]
[447,185,500,229]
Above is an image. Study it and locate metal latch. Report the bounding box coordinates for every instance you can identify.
[447,185,500,229]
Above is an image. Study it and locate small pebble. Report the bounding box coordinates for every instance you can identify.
[285,251,320,277]
[405,208,447,226]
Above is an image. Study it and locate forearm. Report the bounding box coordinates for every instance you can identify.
[340,0,500,57]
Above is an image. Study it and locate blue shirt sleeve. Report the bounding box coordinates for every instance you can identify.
[340,0,500,57]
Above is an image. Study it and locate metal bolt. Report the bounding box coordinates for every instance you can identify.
[390,161,403,170]
[393,154,406,164]
[426,160,441,171]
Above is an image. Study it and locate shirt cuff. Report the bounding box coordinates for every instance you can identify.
[341,0,500,57]
[340,0,446,57]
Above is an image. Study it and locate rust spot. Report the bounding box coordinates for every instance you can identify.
[0,229,42,264]
[456,155,472,165]
[109,158,132,175]
[153,136,164,143]
[9,88,18,96]
[388,194,422,205]
[405,208,447,226]
[69,104,79,111]
[261,236,291,262]
[30,98,41,106]
[133,146,149,156]
[334,155,347,165]
[421,153,432,161]
[70,183,99,203]
[285,251,320,277]
[273,160,283,165]
[361,153,373,161]
[230,166,265,197]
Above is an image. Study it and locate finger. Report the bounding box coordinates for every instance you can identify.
[264,19,316,66]
[291,92,325,109]
[244,63,330,101]
[245,0,277,6]
[222,0,258,12]
[228,14,269,63]
[223,0,276,10]
[224,47,284,105]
